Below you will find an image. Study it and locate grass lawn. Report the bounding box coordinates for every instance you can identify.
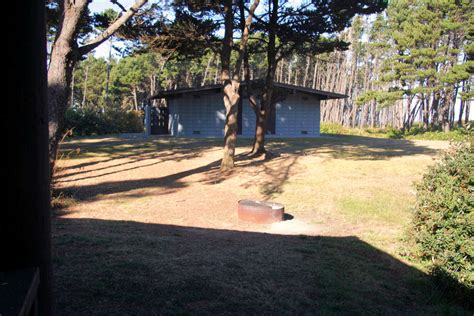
[53,135,469,314]
[320,122,473,142]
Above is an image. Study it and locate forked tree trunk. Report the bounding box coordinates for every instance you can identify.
[48,0,87,174]
[244,51,265,155]
[48,0,148,175]
[220,0,259,170]
[249,0,278,154]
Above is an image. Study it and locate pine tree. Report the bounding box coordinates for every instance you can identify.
[359,0,473,132]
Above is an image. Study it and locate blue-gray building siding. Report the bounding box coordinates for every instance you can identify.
[168,92,226,137]
[275,95,320,137]
[168,91,320,137]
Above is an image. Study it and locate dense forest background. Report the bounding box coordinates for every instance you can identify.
[62,0,473,133]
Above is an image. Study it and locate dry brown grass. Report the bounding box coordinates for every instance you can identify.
[52,135,469,314]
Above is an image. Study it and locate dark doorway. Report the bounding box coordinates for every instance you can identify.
[151,106,169,135]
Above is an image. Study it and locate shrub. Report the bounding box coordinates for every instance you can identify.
[320,122,346,135]
[406,143,473,304]
[64,108,144,137]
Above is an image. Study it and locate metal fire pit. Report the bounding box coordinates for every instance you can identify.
[238,199,284,224]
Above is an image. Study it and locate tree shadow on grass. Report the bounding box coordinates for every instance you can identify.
[56,137,223,174]
[57,135,443,202]
[262,135,440,161]
[61,159,222,201]
[52,217,471,315]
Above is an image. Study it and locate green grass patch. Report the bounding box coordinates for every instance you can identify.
[321,122,473,142]
[337,191,412,225]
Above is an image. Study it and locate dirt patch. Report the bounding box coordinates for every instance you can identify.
[52,136,467,314]
[54,136,448,237]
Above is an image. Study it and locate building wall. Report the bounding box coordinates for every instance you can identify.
[168,91,320,137]
[241,99,256,137]
[275,94,320,137]
[168,91,226,137]
[240,94,320,137]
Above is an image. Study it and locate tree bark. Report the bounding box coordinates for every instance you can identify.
[132,86,139,110]
[220,0,259,171]
[464,98,470,124]
[220,0,238,171]
[303,56,310,87]
[431,91,440,128]
[251,0,278,155]
[48,0,148,175]
[201,55,212,86]
[459,80,469,125]
[48,0,88,174]
[82,62,89,107]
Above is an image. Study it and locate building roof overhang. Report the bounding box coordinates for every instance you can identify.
[150,80,347,101]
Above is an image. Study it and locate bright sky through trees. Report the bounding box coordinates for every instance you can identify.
[89,0,136,58]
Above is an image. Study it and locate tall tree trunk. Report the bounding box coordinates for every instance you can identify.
[132,86,139,111]
[82,62,89,107]
[286,61,292,84]
[303,56,310,87]
[48,0,148,175]
[104,38,113,108]
[48,0,88,174]
[214,59,220,84]
[431,91,440,128]
[220,0,259,170]
[440,91,451,132]
[70,67,75,107]
[422,93,429,129]
[251,0,278,155]
[312,60,318,89]
[201,54,212,86]
[464,98,470,124]
[458,80,468,125]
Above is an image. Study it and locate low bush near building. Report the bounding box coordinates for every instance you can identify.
[405,143,473,306]
[64,108,143,137]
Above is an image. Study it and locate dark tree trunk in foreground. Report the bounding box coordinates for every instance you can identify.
[48,0,148,175]
[5,1,52,313]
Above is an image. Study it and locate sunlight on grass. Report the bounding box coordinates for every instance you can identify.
[337,191,412,225]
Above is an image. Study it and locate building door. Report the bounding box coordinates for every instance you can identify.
[151,106,169,135]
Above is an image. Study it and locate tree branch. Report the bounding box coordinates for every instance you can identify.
[233,0,260,81]
[77,0,148,56]
[110,0,127,12]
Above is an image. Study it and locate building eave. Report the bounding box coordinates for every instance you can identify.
[150,80,347,101]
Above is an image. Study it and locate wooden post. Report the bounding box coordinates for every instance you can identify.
[4,1,52,314]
